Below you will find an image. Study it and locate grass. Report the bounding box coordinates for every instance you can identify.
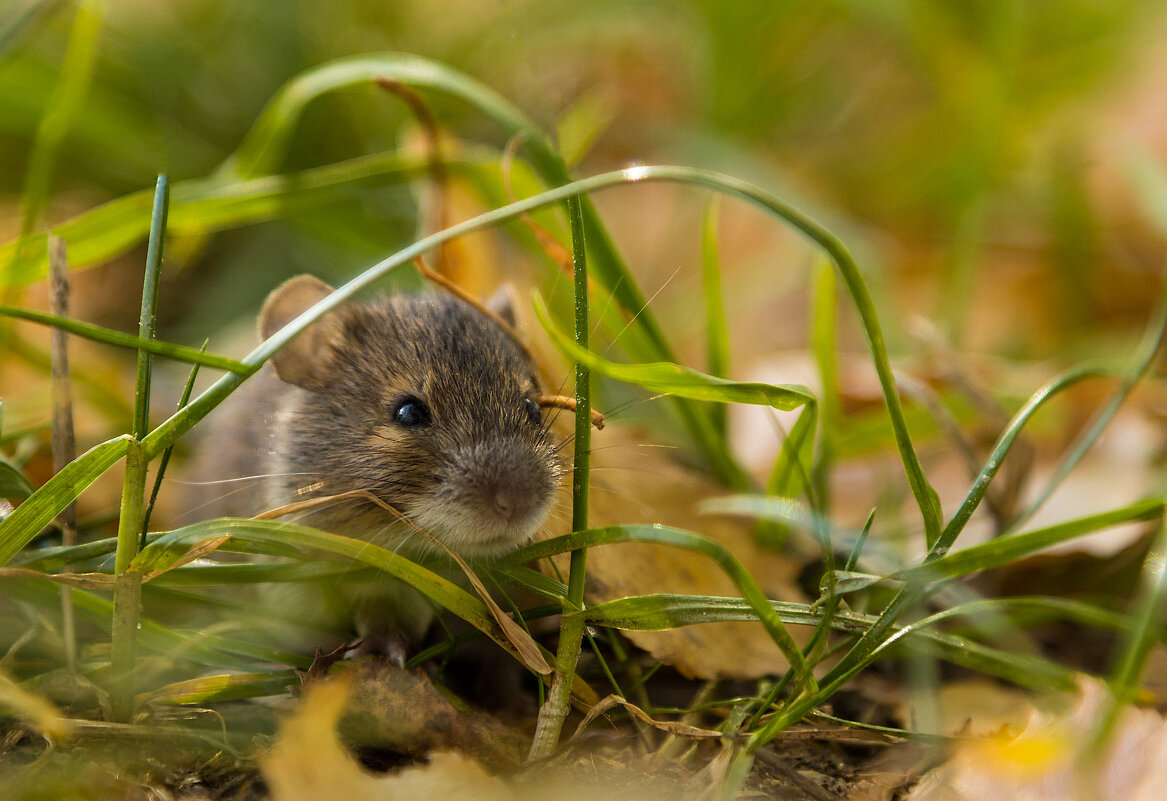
[1,12,1167,799]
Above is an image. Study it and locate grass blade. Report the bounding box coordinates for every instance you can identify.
[5,0,102,285]
[701,197,730,435]
[134,520,533,667]
[529,194,591,759]
[0,149,436,287]
[507,524,815,690]
[0,435,132,564]
[534,292,813,411]
[0,305,252,373]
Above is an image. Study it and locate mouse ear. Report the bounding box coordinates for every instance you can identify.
[484,285,518,329]
[259,275,343,391]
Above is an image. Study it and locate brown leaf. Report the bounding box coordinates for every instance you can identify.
[571,694,723,743]
[0,567,114,590]
[907,678,1167,801]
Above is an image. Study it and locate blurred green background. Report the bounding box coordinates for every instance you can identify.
[3,0,1167,467]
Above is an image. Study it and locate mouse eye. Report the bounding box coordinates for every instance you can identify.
[524,397,543,426]
[391,396,432,428]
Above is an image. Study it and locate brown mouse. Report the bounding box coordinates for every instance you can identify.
[189,275,564,660]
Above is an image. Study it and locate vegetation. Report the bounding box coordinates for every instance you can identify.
[2,1,1167,798]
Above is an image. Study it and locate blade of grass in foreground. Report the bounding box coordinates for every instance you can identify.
[529,193,592,760]
[507,524,814,692]
[533,292,814,412]
[706,495,1164,588]
[1088,517,1167,757]
[577,592,1079,691]
[0,306,251,373]
[0,435,132,565]
[701,197,730,436]
[1011,287,1167,530]
[742,361,1131,749]
[133,520,541,670]
[5,576,308,670]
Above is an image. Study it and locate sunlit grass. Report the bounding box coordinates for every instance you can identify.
[1,6,1167,797]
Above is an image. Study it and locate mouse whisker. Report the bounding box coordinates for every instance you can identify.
[171,471,318,487]
[600,263,683,359]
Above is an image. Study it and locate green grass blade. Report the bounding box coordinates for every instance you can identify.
[0,149,434,287]
[0,305,252,372]
[809,256,839,509]
[5,576,310,670]
[219,52,677,368]
[1012,296,1167,530]
[701,197,730,435]
[530,193,592,759]
[756,403,818,550]
[135,520,538,667]
[487,563,569,601]
[0,435,131,565]
[147,562,356,586]
[534,292,813,411]
[707,495,1163,589]
[141,341,206,545]
[1090,517,1167,752]
[5,0,102,285]
[897,498,1163,584]
[140,672,300,706]
[937,365,1113,556]
[506,524,815,689]
[132,174,169,440]
[578,592,1077,691]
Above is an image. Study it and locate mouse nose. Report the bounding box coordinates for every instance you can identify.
[491,485,523,522]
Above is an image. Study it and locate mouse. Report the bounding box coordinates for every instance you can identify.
[187,274,565,662]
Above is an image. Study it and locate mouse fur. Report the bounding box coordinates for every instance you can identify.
[188,275,564,655]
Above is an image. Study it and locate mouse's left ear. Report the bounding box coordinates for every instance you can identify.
[259,275,344,391]
[484,284,518,330]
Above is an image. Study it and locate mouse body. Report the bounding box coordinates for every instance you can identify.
[190,275,563,656]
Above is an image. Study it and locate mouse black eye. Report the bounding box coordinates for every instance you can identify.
[524,397,543,426]
[391,396,431,428]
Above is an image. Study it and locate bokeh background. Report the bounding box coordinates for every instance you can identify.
[4,0,1167,534]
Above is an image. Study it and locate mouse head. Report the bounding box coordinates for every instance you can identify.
[258,275,562,557]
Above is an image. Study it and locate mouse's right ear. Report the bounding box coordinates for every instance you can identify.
[259,275,343,391]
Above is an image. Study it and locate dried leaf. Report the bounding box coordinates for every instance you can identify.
[907,678,1167,801]
[572,694,723,742]
[263,673,519,801]
[0,567,113,590]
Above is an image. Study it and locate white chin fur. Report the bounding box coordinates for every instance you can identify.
[409,503,543,559]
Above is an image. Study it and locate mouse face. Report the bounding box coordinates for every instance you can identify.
[262,277,563,559]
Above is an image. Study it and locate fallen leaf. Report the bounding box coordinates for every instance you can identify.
[907,678,1167,801]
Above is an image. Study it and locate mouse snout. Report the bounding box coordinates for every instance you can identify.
[491,484,519,520]
[483,479,541,525]
[416,436,559,557]
[449,437,555,525]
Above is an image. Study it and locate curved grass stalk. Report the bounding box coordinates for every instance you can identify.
[127,165,937,552]
[1011,296,1167,530]
[744,361,1132,749]
[507,524,815,692]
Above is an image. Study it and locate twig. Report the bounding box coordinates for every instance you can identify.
[375,77,450,275]
[47,234,77,673]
